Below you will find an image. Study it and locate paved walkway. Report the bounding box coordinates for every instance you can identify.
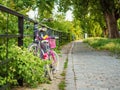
[65,40,120,90]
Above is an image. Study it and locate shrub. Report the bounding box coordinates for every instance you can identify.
[0,45,48,87]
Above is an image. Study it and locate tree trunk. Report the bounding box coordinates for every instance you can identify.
[104,12,119,38]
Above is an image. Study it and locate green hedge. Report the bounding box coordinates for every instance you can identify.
[0,45,49,88]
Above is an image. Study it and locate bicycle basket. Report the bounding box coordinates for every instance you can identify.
[49,39,56,48]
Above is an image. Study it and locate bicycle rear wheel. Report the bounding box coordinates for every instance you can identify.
[28,43,40,57]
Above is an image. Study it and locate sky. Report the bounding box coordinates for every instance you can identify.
[53,4,73,21]
[27,5,73,21]
[65,10,73,21]
[26,8,38,20]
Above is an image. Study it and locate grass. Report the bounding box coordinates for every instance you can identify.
[64,58,68,69]
[83,37,120,58]
[58,81,66,90]
[61,71,66,77]
[58,58,68,90]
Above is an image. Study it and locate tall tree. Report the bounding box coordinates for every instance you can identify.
[58,0,120,38]
[100,0,120,38]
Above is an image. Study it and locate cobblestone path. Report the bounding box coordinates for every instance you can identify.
[66,40,120,90]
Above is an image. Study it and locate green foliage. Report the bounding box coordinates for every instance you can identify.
[58,58,68,90]
[36,0,56,20]
[0,45,49,87]
[117,19,120,30]
[23,21,35,47]
[58,81,66,90]
[45,14,83,40]
[83,37,120,55]
[0,0,34,15]
[58,0,72,12]
[89,21,103,37]
[64,58,68,69]
[0,12,18,34]
[57,0,120,38]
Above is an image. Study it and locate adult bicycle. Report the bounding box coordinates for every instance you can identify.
[28,34,59,80]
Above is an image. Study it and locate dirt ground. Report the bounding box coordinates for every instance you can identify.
[12,42,72,90]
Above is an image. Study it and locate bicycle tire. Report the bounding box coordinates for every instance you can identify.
[46,64,53,80]
[50,50,59,73]
[28,43,40,57]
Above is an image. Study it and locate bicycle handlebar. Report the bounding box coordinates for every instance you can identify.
[50,36,59,39]
[36,36,59,41]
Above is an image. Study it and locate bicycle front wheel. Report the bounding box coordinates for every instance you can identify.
[45,64,53,81]
[28,43,40,57]
[50,50,59,72]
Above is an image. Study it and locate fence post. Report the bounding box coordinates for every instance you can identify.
[18,17,24,46]
[18,17,24,86]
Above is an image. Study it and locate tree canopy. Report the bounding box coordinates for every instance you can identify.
[0,0,120,38]
[58,0,120,38]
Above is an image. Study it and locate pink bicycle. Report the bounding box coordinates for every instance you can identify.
[28,32,59,80]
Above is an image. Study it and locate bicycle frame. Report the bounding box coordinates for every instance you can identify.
[34,33,57,63]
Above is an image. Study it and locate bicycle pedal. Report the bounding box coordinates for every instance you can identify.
[50,64,53,68]
[53,70,57,74]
